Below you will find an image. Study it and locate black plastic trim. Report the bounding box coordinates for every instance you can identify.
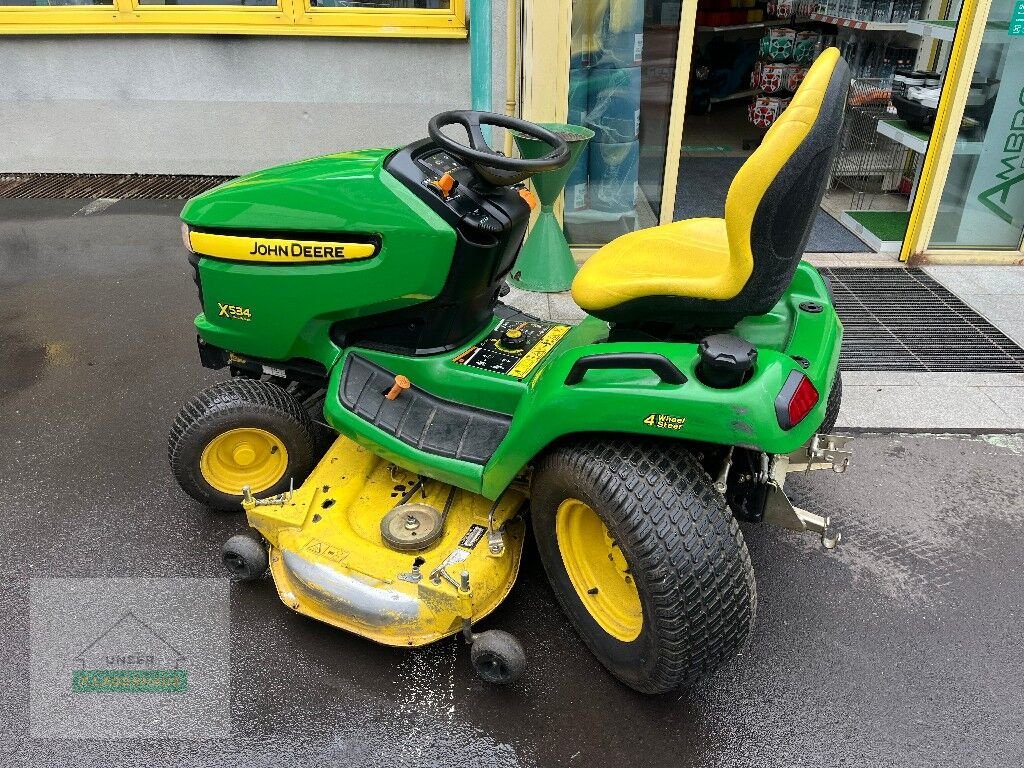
[195,338,328,386]
[565,353,687,386]
[339,354,511,465]
[326,139,531,357]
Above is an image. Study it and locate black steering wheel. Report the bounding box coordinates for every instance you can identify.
[427,110,571,187]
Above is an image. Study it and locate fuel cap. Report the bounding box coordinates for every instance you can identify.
[697,334,757,389]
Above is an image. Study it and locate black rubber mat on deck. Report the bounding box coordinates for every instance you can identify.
[822,267,1024,373]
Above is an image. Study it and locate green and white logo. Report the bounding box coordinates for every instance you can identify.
[72,611,188,693]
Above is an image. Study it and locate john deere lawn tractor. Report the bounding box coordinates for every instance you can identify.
[168,49,853,693]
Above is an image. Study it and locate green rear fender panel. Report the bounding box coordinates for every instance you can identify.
[484,263,842,497]
[322,262,842,500]
[182,149,457,366]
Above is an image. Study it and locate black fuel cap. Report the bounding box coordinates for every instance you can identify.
[697,334,757,389]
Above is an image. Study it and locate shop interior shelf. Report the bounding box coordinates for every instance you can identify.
[876,118,982,156]
[906,18,1009,42]
[710,87,758,104]
[808,13,909,31]
[696,17,810,33]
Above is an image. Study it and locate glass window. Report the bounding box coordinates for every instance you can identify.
[310,1,451,7]
[0,0,463,35]
[0,0,111,5]
[565,0,679,247]
[136,0,277,5]
[928,0,1024,249]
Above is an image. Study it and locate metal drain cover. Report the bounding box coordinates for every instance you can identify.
[380,503,445,551]
[823,267,1024,373]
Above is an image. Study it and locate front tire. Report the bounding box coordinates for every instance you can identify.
[222,534,269,581]
[471,630,527,685]
[531,438,756,694]
[169,379,318,510]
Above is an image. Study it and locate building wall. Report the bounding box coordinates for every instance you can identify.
[0,10,507,175]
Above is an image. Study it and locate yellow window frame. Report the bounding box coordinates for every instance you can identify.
[0,0,466,38]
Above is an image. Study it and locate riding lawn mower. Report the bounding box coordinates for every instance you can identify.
[168,48,853,693]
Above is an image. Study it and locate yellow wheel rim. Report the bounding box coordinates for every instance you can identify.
[555,498,642,643]
[199,428,289,496]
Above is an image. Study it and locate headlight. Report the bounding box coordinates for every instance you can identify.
[181,223,194,253]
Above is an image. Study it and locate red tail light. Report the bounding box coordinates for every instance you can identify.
[776,371,820,430]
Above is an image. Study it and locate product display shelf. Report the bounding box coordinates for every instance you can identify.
[696,17,810,33]
[906,17,1008,42]
[809,13,908,31]
[710,87,759,104]
[876,117,982,156]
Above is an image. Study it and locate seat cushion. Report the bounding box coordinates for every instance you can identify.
[571,217,750,319]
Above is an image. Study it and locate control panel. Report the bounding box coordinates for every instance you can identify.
[416,149,465,178]
[415,149,508,235]
[452,318,570,379]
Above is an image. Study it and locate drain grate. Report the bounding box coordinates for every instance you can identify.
[0,173,234,200]
[822,267,1024,373]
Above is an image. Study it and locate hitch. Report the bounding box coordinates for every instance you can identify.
[761,433,852,549]
[786,433,852,474]
[763,481,842,549]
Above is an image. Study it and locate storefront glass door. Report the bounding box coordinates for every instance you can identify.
[926,0,1024,249]
[564,0,688,247]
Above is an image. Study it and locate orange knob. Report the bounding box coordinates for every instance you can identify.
[386,375,412,401]
[518,187,539,210]
[432,172,457,199]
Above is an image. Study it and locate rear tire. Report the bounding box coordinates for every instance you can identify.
[531,438,756,694]
[301,389,336,457]
[169,379,318,511]
[820,372,843,433]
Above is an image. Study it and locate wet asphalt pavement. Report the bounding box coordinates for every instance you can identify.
[1,199,1022,767]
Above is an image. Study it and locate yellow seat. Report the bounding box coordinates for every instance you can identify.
[570,217,734,312]
[572,47,849,326]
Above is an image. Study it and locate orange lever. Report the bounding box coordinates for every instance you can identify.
[386,375,412,401]
[432,172,457,199]
[518,188,539,210]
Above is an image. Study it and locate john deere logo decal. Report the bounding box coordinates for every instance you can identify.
[189,231,377,264]
[249,241,355,259]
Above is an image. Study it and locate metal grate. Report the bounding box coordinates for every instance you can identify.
[823,267,1024,373]
[0,173,234,200]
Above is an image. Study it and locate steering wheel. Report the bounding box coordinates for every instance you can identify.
[427,110,571,187]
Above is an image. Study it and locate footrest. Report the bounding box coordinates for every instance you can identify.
[339,354,511,466]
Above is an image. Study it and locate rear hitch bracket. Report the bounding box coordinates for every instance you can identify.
[760,433,853,549]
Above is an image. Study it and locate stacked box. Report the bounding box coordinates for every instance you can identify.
[587,66,641,214]
[566,67,592,213]
[587,66,642,144]
[566,0,643,219]
[590,140,640,213]
[592,0,645,69]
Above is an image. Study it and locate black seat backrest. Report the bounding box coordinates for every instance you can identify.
[723,48,850,315]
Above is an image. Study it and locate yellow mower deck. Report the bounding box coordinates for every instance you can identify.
[243,436,526,647]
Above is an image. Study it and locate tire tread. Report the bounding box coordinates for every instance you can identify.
[168,378,316,509]
[533,437,757,693]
